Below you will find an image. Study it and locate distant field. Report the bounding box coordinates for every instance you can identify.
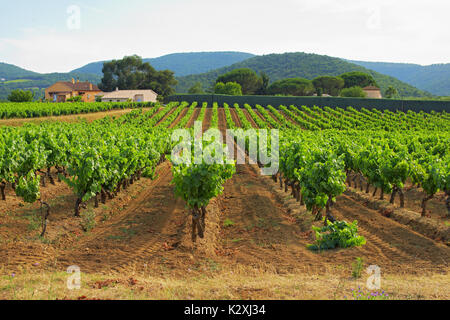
[0,79,32,84]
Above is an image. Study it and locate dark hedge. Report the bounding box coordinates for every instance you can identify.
[167,94,450,112]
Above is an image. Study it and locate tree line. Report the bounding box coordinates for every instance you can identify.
[187,68,400,99]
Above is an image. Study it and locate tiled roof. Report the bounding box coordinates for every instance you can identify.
[56,81,100,91]
[363,86,381,90]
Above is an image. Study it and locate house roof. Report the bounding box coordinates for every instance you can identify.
[101,89,158,99]
[50,81,100,92]
[363,86,381,91]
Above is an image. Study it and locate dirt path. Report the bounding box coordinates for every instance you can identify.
[254,110,272,128]
[156,105,178,126]
[243,110,258,128]
[280,110,299,126]
[186,108,201,128]
[218,108,227,133]
[230,108,242,128]
[332,194,449,272]
[168,108,189,129]
[348,173,449,225]
[203,108,212,132]
[398,185,448,223]
[266,109,282,126]
[53,162,192,274]
[0,108,153,127]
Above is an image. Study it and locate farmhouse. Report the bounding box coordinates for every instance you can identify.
[100,88,158,102]
[45,79,102,102]
[363,86,382,99]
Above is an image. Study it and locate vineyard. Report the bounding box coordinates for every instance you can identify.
[0,102,449,300]
[0,101,153,119]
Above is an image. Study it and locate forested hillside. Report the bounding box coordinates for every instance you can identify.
[175,53,433,97]
[350,60,450,96]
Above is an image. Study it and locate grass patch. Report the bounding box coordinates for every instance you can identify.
[120,228,137,237]
[223,219,235,228]
[352,257,364,279]
[80,210,96,232]
[2,79,32,84]
[26,215,41,232]
[106,235,126,241]
[0,269,447,300]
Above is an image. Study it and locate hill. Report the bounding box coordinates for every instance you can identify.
[0,63,101,101]
[0,62,40,80]
[175,52,433,98]
[349,60,450,96]
[71,52,255,77]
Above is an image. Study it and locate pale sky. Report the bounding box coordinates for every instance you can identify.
[1,0,449,73]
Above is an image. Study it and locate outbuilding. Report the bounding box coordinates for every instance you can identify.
[100,88,158,103]
[363,86,382,99]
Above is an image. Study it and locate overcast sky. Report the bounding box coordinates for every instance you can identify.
[1,0,449,73]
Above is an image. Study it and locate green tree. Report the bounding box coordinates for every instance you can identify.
[8,89,34,102]
[188,82,204,94]
[216,68,262,95]
[256,72,270,95]
[340,86,367,98]
[99,55,178,98]
[214,82,242,95]
[267,78,315,96]
[312,76,345,96]
[340,72,377,88]
[385,86,399,99]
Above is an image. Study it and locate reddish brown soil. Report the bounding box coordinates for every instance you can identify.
[279,110,299,126]
[254,110,272,128]
[168,108,188,129]
[243,110,258,128]
[218,108,228,133]
[267,110,282,125]
[348,173,449,225]
[216,164,449,275]
[202,108,212,132]
[400,185,448,223]
[156,105,177,126]
[52,162,192,274]
[230,109,242,128]
[186,108,201,128]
